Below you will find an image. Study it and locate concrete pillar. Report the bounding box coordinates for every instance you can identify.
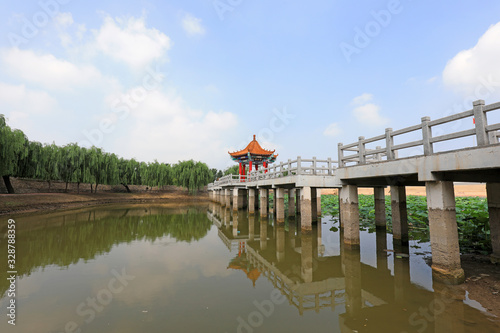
[300,186,313,233]
[288,189,296,218]
[248,188,256,215]
[233,188,239,211]
[233,188,245,211]
[260,188,268,218]
[390,186,408,244]
[295,189,301,214]
[225,189,231,207]
[426,181,464,284]
[276,188,285,224]
[311,188,318,222]
[374,187,386,229]
[276,225,285,262]
[340,185,360,249]
[301,233,313,283]
[317,189,322,217]
[487,183,500,263]
[260,217,268,250]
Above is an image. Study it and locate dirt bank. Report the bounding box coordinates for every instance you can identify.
[0,191,210,216]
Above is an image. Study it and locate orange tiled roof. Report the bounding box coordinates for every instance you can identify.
[229,135,275,157]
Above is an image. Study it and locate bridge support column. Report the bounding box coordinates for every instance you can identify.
[233,188,245,211]
[487,183,500,263]
[390,186,408,244]
[317,189,322,217]
[426,181,464,284]
[276,188,285,224]
[218,190,223,205]
[288,189,296,218]
[259,188,268,218]
[300,186,313,233]
[248,188,256,215]
[225,189,231,207]
[374,187,386,229]
[295,189,301,215]
[311,188,318,223]
[340,185,360,249]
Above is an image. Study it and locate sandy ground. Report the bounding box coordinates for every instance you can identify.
[0,191,210,216]
[320,184,487,197]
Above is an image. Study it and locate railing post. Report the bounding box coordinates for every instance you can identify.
[421,116,433,155]
[297,156,302,174]
[288,159,292,175]
[312,157,317,175]
[338,143,344,167]
[358,137,366,164]
[473,100,488,146]
[327,157,332,175]
[385,128,394,160]
[280,161,284,177]
[375,146,382,161]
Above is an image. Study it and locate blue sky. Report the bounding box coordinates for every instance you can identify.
[1,0,500,169]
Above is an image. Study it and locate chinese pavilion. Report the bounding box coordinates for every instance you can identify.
[229,135,278,177]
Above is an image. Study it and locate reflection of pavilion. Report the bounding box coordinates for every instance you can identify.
[207,203,495,332]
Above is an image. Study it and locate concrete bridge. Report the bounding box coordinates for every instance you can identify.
[207,99,500,284]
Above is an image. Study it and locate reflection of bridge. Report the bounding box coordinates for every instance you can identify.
[208,99,500,284]
[208,205,498,332]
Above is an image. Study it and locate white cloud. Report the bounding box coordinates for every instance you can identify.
[443,21,500,99]
[0,82,57,115]
[54,12,74,28]
[351,93,373,106]
[182,13,206,37]
[109,89,238,167]
[95,15,171,69]
[323,122,342,137]
[1,48,115,92]
[352,103,389,127]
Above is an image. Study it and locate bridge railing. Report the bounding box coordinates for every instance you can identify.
[338,99,500,167]
[207,157,338,188]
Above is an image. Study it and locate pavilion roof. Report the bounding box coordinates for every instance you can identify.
[229,135,275,157]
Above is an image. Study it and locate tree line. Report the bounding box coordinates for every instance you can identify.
[0,114,217,194]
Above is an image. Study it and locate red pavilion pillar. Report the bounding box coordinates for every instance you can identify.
[242,164,246,181]
[239,162,242,180]
[249,160,253,173]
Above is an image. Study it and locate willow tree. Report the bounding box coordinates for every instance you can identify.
[0,115,29,193]
[59,143,87,192]
[39,143,61,191]
[173,160,211,194]
[118,158,140,193]
[224,165,239,176]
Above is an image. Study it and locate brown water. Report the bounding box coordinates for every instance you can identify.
[0,203,498,333]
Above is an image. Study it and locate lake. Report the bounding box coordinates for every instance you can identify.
[0,203,498,332]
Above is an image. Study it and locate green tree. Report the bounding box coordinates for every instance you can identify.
[224,165,239,176]
[173,160,211,194]
[39,143,61,191]
[0,115,28,193]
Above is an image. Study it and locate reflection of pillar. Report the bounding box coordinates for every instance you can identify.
[301,233,313,283]
[338,190,342,228]
[344,247,361,318]
[340,228,345,276]
[224,208,230,228]
[260,217,268,250]
[391,186,408,244]
[232,210,238,238]
[289,217,297,249]
[433,282,465,333]
[276,188,285,224]
[317,189,322,217]
[276,225,285,262]
[374,187,386,229]
[288,189,296,218]
[340,185,360,249]
[317,219,324,257]
[248,215,255,241]
[393,242,410,304]
[426,181,464,284]
[260,188,268,218]
[376,228,388,271]
[300,186,312,233]
[487,183,500,263]
[311,188,318,223]
[248,188,255,215]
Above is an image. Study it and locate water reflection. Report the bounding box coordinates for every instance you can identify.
[208,202,499,332]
